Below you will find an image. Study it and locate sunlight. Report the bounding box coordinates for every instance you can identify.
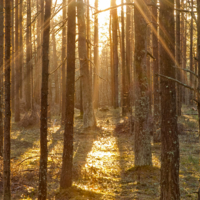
[75,135,121,194]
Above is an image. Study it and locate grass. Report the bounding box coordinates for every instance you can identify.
[0,105,200,199]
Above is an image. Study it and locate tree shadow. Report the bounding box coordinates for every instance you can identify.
[113,120,160,200]
[55,186,103,200]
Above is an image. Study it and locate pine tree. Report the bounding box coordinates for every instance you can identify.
[160,0,180,198]
[38,0,51,199]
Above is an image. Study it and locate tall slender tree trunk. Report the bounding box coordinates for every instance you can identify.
[197,0,200,147]
[93,0,99,109]
[152,0,160,143]
[189,0,194,105]
[121,0,126,116]
[19,0,23,99]
[160,0,180,198]
[15,0,20,122]
[134,0,152,166]
[26,0,32,110]
[176,0,181,116]
[182,2,187,104]
[60,0,76,189]
[61,0,66,123]
[111,0,119,108]
[52,21,59,105]
[126,0,131,113]
[77,0,96,128]
[109,13,114,106]
[11,0,14,113]
[4,0,11,199]
[0,0,3,157]
[38,0,51,199]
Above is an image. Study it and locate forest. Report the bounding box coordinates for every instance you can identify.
[0,0,200,199]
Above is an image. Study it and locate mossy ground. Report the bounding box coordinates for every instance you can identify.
[0,105,200,199]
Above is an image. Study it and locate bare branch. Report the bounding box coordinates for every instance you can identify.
[157,74,195,91]
[172,66,198,77]
[93,3,135,15]
[147,51,156,60]
[49,56,67,75]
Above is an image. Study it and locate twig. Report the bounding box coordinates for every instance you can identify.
[147,51,156,60]
[17,156,39,166]
[75,75,83,82]
[93,73,108,82]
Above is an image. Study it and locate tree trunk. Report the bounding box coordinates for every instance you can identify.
[26,0,32,110]
[134,0,152,166]
[52,20,59,105]
[182,1,186,104]
[125,0,131,113]
[160,0,180,199]
[0,0,3,157]
[60,0,76,190]
[61,0,67,123]
[11,0,14,113]
[121,0,126,116]
[38,0,51,199]
[93,0,99,109]
[176,0,181,116]
[15,0,20,122]
[77,0,96,128]
[152,0,160,143]
[4,0,11,199]
[36,0,41,105]
[111,0,119,108]
[19,0,23,99]
[109,13,114,106]
[197,0,200,154]
[189,0,194,105]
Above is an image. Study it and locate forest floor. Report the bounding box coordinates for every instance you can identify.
[0,105,200,199]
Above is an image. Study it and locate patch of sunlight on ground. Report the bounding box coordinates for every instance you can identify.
[75,135,121,195]
[152,154,160,168]
[11,130,21,139]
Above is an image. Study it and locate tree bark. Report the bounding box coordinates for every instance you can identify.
[0,0,3,157]
[38,0,51,199]
[111,0,119,108]
[61,0,67,123]
[160,0,180,199]
[182,1,187,104]
[189,0,194,105]
[15,0,20,122]
[121,0,126,116]
[152,0,160,143]
[60,0,76,189]
[77,0,96,128]
[109,12,114,106]
[11,0,14,113]
[197,0,200,150]
[26,0,32,110]
[19,0,23,99]
[134,0,152,166]
[125,0,131,114]
[93,0,99,109]
[4,0,11,199]
[176,0,181,116]
[52,20,59,105]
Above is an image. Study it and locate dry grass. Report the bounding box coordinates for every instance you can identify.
[0,105,200,199]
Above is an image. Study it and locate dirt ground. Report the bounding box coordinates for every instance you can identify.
[0,105,200,199]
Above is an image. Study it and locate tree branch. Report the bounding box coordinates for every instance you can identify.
[147,51,156,60]
[172,66,198,77]
[157,74,195,91]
